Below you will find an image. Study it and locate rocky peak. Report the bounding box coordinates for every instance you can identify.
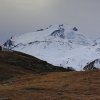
[51,24,65,39]
[3,38,14,48]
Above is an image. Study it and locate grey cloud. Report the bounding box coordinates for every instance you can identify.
[0,0,100,44]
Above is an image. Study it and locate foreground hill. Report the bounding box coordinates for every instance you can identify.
[0,51,68,75]
[3,24,100,71]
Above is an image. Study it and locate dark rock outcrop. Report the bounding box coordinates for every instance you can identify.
[84,59,100,71]
[73,27,78,31]
[51,25,65,39]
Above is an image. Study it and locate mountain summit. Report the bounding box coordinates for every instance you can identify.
[3,24,100,71]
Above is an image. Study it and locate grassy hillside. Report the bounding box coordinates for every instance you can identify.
[0,51,68,74]
[0,51,100,100]
[0,50,68,86]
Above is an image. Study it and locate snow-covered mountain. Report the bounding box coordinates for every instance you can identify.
[3,24,100,71]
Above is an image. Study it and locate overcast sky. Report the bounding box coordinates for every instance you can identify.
[0,0,100,44]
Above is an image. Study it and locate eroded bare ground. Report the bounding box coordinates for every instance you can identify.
[0,70,100,100]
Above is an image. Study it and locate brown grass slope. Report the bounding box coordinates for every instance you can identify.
[0,71,100,100]
[0,51,100,100]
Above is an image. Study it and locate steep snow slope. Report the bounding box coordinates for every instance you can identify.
[3,24,100,71]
